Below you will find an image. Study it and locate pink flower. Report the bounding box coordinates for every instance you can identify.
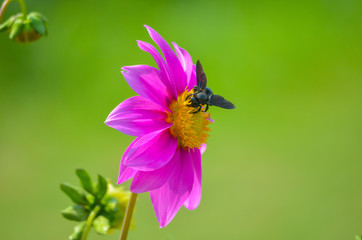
[105,26,211,228]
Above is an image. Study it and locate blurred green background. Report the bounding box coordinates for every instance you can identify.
[0,0,361,239]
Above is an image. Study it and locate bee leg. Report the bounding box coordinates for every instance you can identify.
[185,93,195,101]
[192,105,202,114]
[187,96,198,108]
[202,104,209,112]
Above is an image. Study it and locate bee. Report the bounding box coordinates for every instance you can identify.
[186,60,236,113]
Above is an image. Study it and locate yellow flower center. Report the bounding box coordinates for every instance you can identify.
[166,89,212,150]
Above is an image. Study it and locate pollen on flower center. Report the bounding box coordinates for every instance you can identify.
[166,89,212,150]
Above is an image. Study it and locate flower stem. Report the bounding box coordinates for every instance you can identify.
[0,0,13,22]
[120,192,138,240]
[0,0,27,22]
[16,0,27,18]
[81,205,100,240]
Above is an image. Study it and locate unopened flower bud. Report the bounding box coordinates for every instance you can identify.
[103,183,131,231]
[61,169,133,237]
[1,11,48,43]
[93,215,111,235]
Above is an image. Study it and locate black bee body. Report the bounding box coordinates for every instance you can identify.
[186,60,235,113]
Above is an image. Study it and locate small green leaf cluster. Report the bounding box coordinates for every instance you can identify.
[60,169,131,240]
[0,11,47,43]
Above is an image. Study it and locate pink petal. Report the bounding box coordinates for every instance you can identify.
[137,40,177,100]
[184,148,202,210]
[105,96,171,137]
[117,140,138,184]
[150,182,189,228]
[172,42,193,89]
[121,65,170,109]
[168,149,194,194]
[123,129,177,171]
[144,25,187,95]
[149,148,194,227]
[130,153,176,193]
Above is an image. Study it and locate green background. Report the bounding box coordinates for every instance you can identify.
[0,0,361,239]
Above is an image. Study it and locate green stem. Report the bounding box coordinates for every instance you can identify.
[0,0,27,23]
[81,205,100,240]
[120,192,138,240]
[0,0,13,22]
[16,0,27,18]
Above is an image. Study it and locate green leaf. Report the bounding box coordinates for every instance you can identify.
[61,205,89,221]
[95,175,108,201]
[75,168,94,194]
[0,16,15,32]
[9,18,23,40]
[69,221,86,240]
[356,235,361,240]
[29,16,46,36]
[28,11,48,23]
[93,215,110,235]
[60,183,88,205]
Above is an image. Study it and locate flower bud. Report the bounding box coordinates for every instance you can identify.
[102,184,131,231]
[0,11,48,43]
[60,169,133,237]
[93,216,111,235]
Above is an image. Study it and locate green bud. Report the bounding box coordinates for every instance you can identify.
[60,183,88,205]
[14,19,42,43]
[103,184,130,230]
[61,205,89,222]
[75,168,95,194]
[104,198,118,213]
[60,169,132,237]
[69,221,86,240]
[9,18,24,40]
[93,215,110,235]
[95,175,108,201]
[1,12,47,43]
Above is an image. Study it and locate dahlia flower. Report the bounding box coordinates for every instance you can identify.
[105,25,211,228]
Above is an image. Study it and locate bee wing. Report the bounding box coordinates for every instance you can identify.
[209,94,236,109]
[196,60,207,90]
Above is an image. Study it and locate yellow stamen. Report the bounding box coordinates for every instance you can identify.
[166,89,212,150]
